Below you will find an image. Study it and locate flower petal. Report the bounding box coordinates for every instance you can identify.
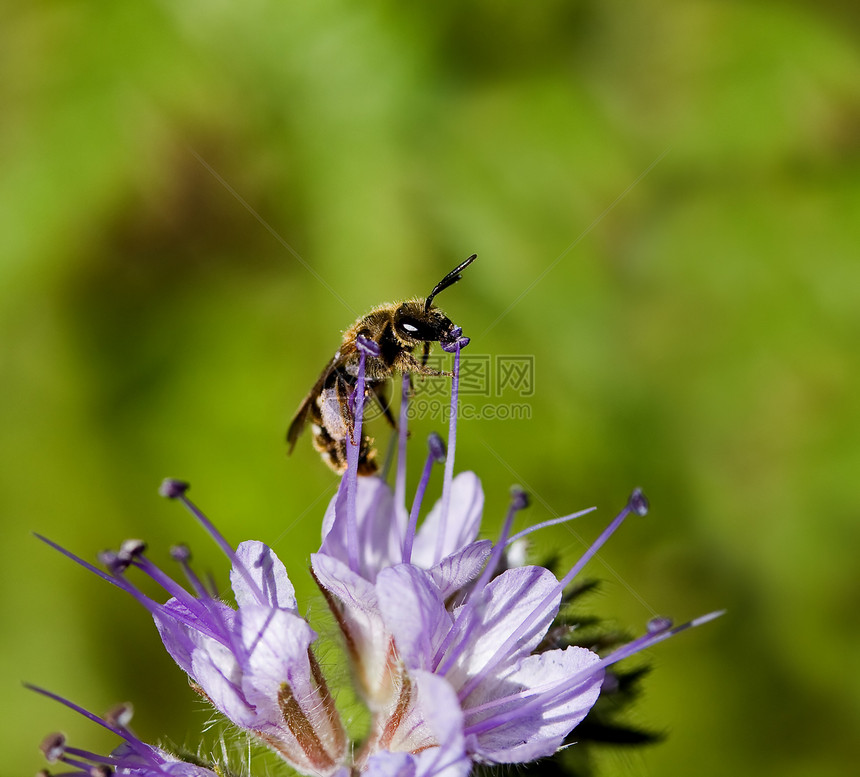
[320,477,403,581]
[411,671,471,777]
[311,552,379,613]
[377,566,452,670]
[412,473,483,567]
[238,605,318,711]
[467,646,603,763]
[362,751,416,777]
[189,638,257,727]
[428,540,492,600]
[231,540,297,612]
[445,566,561,687]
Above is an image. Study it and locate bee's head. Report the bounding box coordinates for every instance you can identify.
[392,255,476,346]
[394,253,477,344]
[393,302,455,345]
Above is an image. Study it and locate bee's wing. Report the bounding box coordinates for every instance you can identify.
[286,354,341,454]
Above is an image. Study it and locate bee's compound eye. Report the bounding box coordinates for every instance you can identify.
[402,323,418,333]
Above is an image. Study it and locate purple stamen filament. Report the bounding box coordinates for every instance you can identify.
[27,685,133,743]
[171,490,266,606]
[344,344,370,574]
[28,686,171,774]
[173,547,213,598]
[394,374,410,523]
[402,443,437,564]
[436,341,463,563]
[505,506,596,546]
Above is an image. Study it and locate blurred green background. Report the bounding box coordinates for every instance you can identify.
[2,1,859,775]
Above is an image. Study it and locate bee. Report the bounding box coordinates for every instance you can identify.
[287,254,476,475]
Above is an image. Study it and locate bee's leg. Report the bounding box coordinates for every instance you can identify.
[332,373,357,443]
[421,340,431,367]
[370,382,397,430]
[395,351,453,378]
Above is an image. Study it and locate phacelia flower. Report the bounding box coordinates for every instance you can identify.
[33,331,720,777]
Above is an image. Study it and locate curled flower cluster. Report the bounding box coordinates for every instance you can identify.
[32,337,720,777]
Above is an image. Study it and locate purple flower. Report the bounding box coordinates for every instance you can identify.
[375,562,601,763]
[37,486,347,777]
[35,330,721,777]
[29,685,219,777]
[308,339,721,770]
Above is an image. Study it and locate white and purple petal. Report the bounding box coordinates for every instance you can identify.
[377,565,452,670]
[231,540,297,612]
[411,473,484,568]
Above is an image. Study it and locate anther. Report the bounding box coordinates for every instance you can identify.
[647,616,673,634]
[118,539,146,562]
[89,766,112,777]
[628,488,649,516]
[39,733,65,762]
[356,335,381,357]
[170,544,191,563]
[427,432,447,463]
[441,331,470,352]
[98,550,129,574]
[105,702,134,727]
[159,479,189,499]
[509,486,530,512]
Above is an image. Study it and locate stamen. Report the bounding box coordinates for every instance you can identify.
[89,544,230,646]
[628,487,649,516]
[505,506,596,546]
[40,733,65,762]
[394,374,410,522]
[104,703,134,728]
[62,746,116,767]
[402,433,445,564]
[42,537,189,635]
[344,335,377,573]
[25,686,136,746]
[557,488,648,592]
[436,336,467,562]
[98,550,129,575]
[34,535,119,589]
[127,553,208,615]
[158,479,266,606]
[158,479,234,560]
[427,431,447,464]
[647,616,673,633]
[169,545,211,598]
[118,539,146,562]
[159,478,189,499]
[356,335,381,359]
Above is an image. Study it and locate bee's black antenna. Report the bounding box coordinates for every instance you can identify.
[425,254,477,311]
